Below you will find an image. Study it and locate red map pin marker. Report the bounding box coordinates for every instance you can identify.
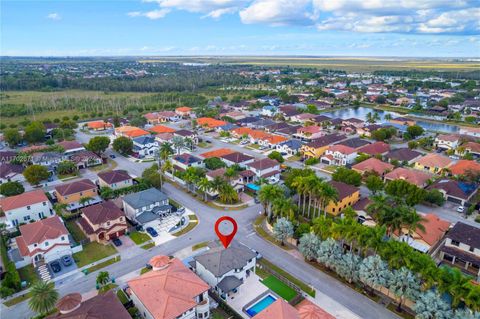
[215,216,238,249]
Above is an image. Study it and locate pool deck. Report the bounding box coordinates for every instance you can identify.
[226,274,269,318]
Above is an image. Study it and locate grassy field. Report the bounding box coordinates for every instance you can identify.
[129,231,151,245]
[65,220,87,242]
[73,242,117,267]
[3,291,32,307]
[262,275,297,301]
[17,264,39,285]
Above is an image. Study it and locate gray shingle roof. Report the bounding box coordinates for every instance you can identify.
[122,188,168,209]
[217,276,243,292]
[194,244,256,277]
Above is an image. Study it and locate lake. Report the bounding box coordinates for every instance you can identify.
[322,106,460,133]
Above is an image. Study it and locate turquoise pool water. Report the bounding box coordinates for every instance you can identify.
[246,183,260,191]
[245,294,277,317]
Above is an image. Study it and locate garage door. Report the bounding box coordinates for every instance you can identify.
[447,196,462,204]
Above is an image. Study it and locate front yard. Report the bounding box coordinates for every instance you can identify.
[73,242,117,268]
[18,264,39,285]
[65,219,87,242]
[128,231,151,245]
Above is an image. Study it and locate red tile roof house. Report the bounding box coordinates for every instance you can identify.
[247,158,281,182]
[70,150,103,169]
[357,141,390,156]
[320,144,357,166]
[127,256,210,319]
[175,106,193,118]
[462,141,480,157]
[14,216,73,267]
[427,179,478,206]
[0,189,54,229]
[58,140,86,156]
[448,160,480,177]
[294,126,325,141]
[98,170,133,190]
[220,152,255,168]
[393,213,451,253]
[0,162,24,184]
[144,111,179,124]
[352,158,394,177]
[254,297,335,319]
[384,167,433,188]
[78,201,127,243]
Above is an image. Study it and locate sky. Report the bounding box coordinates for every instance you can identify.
[1,0,480,57]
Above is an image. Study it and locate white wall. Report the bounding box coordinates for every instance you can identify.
[5,201,54,227]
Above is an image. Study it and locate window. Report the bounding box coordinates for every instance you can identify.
[27,206,31,210]
[451,240,460,247]
[45,241,49,246]
[43,202,46,206]
[470,246,475,253]
[24,215,31,221]
[80,192,83,196]
[61,236,65,241]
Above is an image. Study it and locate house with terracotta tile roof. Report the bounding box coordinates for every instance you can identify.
[462,141,480,157]
[258,134,289,148]
[357,141,390,156]
[247,158,281,182]
[175,106,193,118]
[79,201,127,243]
[436,222,480,277]
[300,134,346,159]
[154,132,174,144]
[295,299,335,319]
[294,126,324,141]
[352,157,394,176]
[394,213,450,253]
[252,298,299,319]
[87,120,113,131]
[435,134,460,150]
[0,163,24,184]
[221,152,255,168]
[320,144,357,166]
[414,153,453,174]
[448,159,480,176]
[128,256,210,319]
[325,181,360,216]
[384,167,433,188]
[54,179,101,211]
[427,179,478,206]
[115,126,151,139]
[48,291,130,319]
[149,125,176,134]
[14,216,72,267]
[197,117,227,129]
[199,148,234,159]
[384,148,423,165]
[98,170,133,190]
[58,141,86,156]
[230,127,254,138]
[0,190,54,228]
[144,111,180,124]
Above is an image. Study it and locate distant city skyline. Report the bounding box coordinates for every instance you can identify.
[1,0,479,57]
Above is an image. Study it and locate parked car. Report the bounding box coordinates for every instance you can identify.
[240,140,249,145]
[109,154,116,159]
[112,238,122,247]
[61,255,73,267]
[51,261,62,273]
[457,206,465,213]
[252,249,263,260]
[146,227,158,237]
[254,197,260,204]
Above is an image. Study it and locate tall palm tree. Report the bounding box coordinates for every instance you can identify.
[218,184,238,204]
[291,176,308,214]
[28,281,59,315]
[312,216,333,240]
[171,136,184,155]
[196,177,211,202]
[224,167,238,183]
[272,198,297,221]
[96,271,110,288]
[159,142,174,162]
[210,176,225,194]
[317,181,338,218]
[258,184,285,220]
[402,209,426,237]
[162,159,173,175]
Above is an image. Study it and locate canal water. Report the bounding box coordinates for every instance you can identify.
[322,106,460,133]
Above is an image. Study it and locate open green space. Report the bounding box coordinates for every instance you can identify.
[18,264,39,285]
[98,283,118,294]
[172,221,197,237]
[73,242,117,267]
[129,231,151,245]
[3,291,32,307]
[262,275,297,302]
[65,220,87,242]
[258,258,315,297]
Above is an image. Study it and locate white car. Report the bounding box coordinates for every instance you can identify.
[457,206,465,213]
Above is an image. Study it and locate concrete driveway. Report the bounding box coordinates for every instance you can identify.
[114,236,144,260]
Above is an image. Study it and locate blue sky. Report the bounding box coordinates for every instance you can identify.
[2,0,479,57]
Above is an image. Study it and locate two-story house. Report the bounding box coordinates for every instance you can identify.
[437,222,480,277]
[0,163,24,184]
[172,153,203,172]
[128,255,210,319]
[122,188,171,225]
[0,190,54,228]
[192,243,256,300]
[294,126,324,141]
[14,216,72,267]
[206,168,244,196]
[435,134,460,151]
[300,134,346,159]
[98,170,133,190]
[58,141,86,157]
[320,144,357,166]
[276,139,303,157]
[414,153,453,174]
[220,152,255,168]
[54,179,101,211]
[132,136,159,158]
[174,129,198,145]
[175,106,193,118]
[325,181,360,216]
[247,158,281,183]
[78,201,127,242]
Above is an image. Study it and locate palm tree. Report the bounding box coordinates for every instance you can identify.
[402,209,426,238]
[171,136,184,154]
[162,159,173,175]
[159,142,174,162]
[79,196,93,207]
[312,216,333,240]
[384,113,392,121]
[316,238,342,271]
[298,233,321,261]
[96,271,110,289]
[224,167,238,183]
[196,177,211,202]
[316,181,338,218]
[28,281,59,315]
[258,184,285,220]
[218,184,238,204]
[414,291,452,319]
[291,176,308,215]
[272,197,297,221]
[336,252,361,283]
[273,218,294,246]
[184,137,194,151]
[437,267,471,309]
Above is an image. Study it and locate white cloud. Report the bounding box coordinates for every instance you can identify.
[46,13,61,20]
[128,0,480,34]
[127,8,170,19]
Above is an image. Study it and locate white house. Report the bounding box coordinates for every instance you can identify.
[246,158,281,183]
[192,244,256,300]
[261,105,278,117]
[0,190,54,229]
[434,134,460,151]
[14,216,73,267]
[172,153,203,171]
[0,163,24,185]
[320,144,357,166]
[276,140,303,156]
[132,136,159,158]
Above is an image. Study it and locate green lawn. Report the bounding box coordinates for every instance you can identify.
[18,264,39,285]
[3,291,32,307]
[262,275,297,301]
[99,283,118,294]
[86,256,120,273]
[192,241,208,251]
[211,308,230,319]
[129,231,151,245]
[140,242,155,250]
[73,242,117,268]
[65,220,87,242]
[172,221,197,237]
[116,289,129,305]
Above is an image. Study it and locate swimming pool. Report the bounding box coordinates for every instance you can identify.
[245,294,277,317]
[246,183,260,191]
